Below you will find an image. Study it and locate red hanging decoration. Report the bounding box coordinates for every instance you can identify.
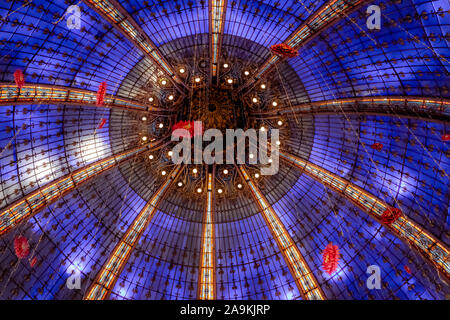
[30,256,38,268]
[270,43,299,59]
[14,236,30,259]
[380,207,403,225]
[14,69,25,89]
[404,265,411,275]
[322,243,340,275]
[442,134,450,142]
[172,121,193,138]
[97,118,107,129]
[371,142,383,151]
[172,121,203,138]
[96,81,107,106]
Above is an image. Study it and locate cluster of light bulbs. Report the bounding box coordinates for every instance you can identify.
[150,64,282,195]
[178,63,230,75]
[159,167,247,194]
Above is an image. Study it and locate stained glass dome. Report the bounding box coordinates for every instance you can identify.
[0,0,448,301]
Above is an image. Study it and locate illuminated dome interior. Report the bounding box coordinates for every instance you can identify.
[0,0,448,300]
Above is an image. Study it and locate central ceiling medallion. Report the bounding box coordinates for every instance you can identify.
[187,87,247,132]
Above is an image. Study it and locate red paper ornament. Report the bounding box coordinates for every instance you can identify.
[30,256,38,268]
[404,265,411,275]
[380,207,403,225]
[96,82,107,106]
[14,69,25,89]
[371,142,383,151]
[442,134,450,142]
[172,121,203,138]
[322,243,340,275]
[270,43,299,59]
[97,118,107,129]
[14,236,30,259]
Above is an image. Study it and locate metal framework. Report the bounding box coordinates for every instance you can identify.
[84,165,183,300]
[209,0,228,84]
[0,140,168,237]
[250,96,450,122]
[279,151,450,281]
[82,0,187,93]
[198,167,216,299]
[0,83,171,114]
[238,165,326,300]
[239,0,370,93]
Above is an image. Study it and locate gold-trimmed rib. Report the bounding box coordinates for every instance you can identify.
[0,141,167,237]
[239,0,370,93]
[209,0,228,84]
[198,169,216,299]
[238,165,326,300]
[83,0,187,92]
[84,165,182,300]
[0,83,170,113]
[280,151,450,281]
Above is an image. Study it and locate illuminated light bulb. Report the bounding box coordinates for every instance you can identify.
[159,123,164,129]
[223,169,228,175]
[149,155,154,160]
[255,173,260,179]
[277,120,283,126]
[178,182,183,187]
[179,68,185,74]
[195,77,201,83]
[260,126,265,132]
[141,116,147,121]
[249,153,254,159]
[260,84,266,89]
[244,70,250,76]
[168,151,173,157]
[276,141,281,146]
[168,95,174,101]
[197,188,202,193]
[149,97,154,102]
[193,168,198,174]
[161,170,167,176]
[268,158,273,163]
[252,97,258,103]
[272,101,278,107]
[223,63,229,68]
[227,78,233,84]
[161,80,167,86]
[218,189,223,194]
[237,183,243,189]
[142,136,148,141]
